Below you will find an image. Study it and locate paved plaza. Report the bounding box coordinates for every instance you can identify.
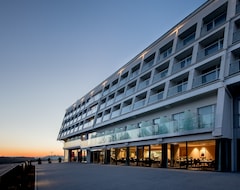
[35,163,240,190]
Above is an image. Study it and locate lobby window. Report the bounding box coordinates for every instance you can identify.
[172,48,193,73]
[198,105,215,129]
[142,53,155,72]
[129,63,140,79]
[153,61,169,83]
[177,24,196,50]
[202,3,227,35]
[158,40,173,61]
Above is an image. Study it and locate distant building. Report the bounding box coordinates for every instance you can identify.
[57,0,240,172]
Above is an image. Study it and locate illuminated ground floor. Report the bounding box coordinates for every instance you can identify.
[65,137,238,171]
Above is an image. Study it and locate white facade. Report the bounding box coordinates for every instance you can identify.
[58,0,240,172]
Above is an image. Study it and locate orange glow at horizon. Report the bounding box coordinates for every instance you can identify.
[1,147,63,158]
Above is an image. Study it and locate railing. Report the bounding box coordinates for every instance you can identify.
[168,81,188,97]
[111,109,121,118]
[121,105,132,114]
[172,56,192,73]
[115,93,124,101]
[229,60,240,75]
[126,87,136,96]
[142,60,154,72]
[133,99,146,110]
[153,69,168,83]
[138,79,150,90]
[103,114,111,122]
[233,30,240,43]
[148,91,164,104]
[198,39,223,60]
[193,69,219,88]
[129,70,139,80]
[87,112,215,147]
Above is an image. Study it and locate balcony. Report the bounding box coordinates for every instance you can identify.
[148,91,164,104]
[229,60,240,75]
[126,87,136,96]
[142,59,154,72]
[111,109,121,118]
[198,39,223,60]
[153,69,168,83]
[138,79,150,90]
[87,112,214,147]
[121,105,132,114]
[172,56,192,73]
[233,30,240,44]
[103,113,111,122]
[193,68,219,88]
[168,81,188,97]
[133,99,146,110]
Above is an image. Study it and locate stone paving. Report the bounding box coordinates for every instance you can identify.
[35,163,240,190]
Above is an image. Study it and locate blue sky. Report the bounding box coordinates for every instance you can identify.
[0,0,206,157]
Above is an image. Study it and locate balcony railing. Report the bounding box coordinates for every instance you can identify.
[193,68,219,88]
[133,99,146,110]
[198,39,223,60]
[138,79,150,90]
[233,30,240,43]
[142,60,154,72]
[148,91,164,104]
[126,87,136,96]
[153,69,168,83]
[87,112,215,147]
[121,105,132,114]
[172,56,192,73]
[103,114,111,122]
[111,109,121,118]
[168,81,188,97]
[229,60,240,75]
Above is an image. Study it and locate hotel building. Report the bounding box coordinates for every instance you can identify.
[57,0,240,172]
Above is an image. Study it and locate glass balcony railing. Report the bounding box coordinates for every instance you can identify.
[168,81,188,97]
[172,56,192,73]
[126,87,136,96]
[233,30,240,43]
[153,69,168,83]
[133,99,146,110]
[138,79,150,90]
[148,91,164,104]
[103,114,111,122]
[198,39,223,60]
[87,112,215,147]
[111,109,121,118]
[229,60,240,75]
[142,60,154,72]
[121,105,132,114]
[193,69,219,88]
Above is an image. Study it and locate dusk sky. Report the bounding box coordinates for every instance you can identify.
[0,0,206,157]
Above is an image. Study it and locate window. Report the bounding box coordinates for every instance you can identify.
[173,112,184,131]
[198,105,215,128]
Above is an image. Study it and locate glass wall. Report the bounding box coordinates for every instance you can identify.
[167,140,216,170]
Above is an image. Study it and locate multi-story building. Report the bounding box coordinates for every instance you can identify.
[57,0,240,172]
